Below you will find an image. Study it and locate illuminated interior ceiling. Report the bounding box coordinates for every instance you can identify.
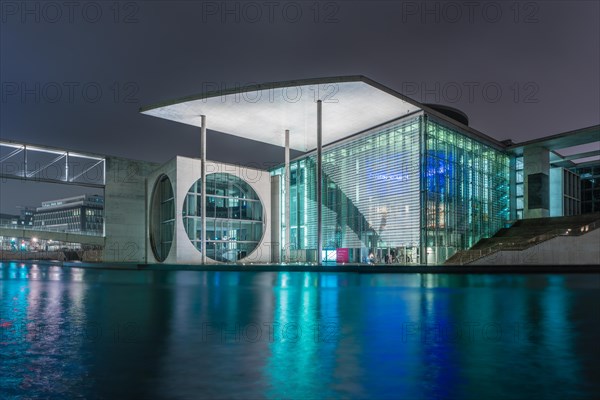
[140,76,422,152]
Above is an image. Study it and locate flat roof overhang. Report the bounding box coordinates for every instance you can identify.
[507,124,600,156]
[141,75,512,153]
[140,76,426,152]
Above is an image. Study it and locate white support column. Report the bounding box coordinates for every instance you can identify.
[201,115,207,264]
[317,100,323,265]
[284,129,291,263]
[23,145,27,178]
[65,152,69,182]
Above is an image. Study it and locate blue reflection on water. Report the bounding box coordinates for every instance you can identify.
[1,263,599,399]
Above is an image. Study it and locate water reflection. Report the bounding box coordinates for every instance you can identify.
[1,263,599,399]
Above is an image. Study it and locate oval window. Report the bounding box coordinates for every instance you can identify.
[149,175,174,262]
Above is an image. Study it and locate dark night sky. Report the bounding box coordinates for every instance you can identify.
[1,0,599,213]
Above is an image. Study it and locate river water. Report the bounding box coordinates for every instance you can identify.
[1,262,599,399]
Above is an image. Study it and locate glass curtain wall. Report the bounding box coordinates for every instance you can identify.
[424,117,510,263]
[272,116,422,264]
[515,156,524,219]
[271,115,510,265]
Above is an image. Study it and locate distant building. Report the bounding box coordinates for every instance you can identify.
[17,207,35,226]
[34,194,104,233]
[0,213,19,226]
[0,207,35,227]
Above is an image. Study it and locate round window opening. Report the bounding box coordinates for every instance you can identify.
[150,175,174,262]
[183,173,265,262]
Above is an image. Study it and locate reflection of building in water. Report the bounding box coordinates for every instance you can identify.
[265,272,340,398]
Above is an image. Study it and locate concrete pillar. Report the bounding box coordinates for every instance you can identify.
[284,129,291,262]
[104,156,160,263]
[317,100,323,265]
[200,115,207,263]
[523,146,550,218]
[270,174,281,263]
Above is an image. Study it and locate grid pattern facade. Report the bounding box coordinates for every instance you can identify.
[572,165,600,214]
[34,208,103,232]
[560,168,581,216]
[515,156,524,219]
[424,118,510,263]
[272,117,422,263]
[33,196,104,233]
[271,114,510,264]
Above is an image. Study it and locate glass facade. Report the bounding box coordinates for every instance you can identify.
[150,175,174,262]
[273,117,421,263]
[571,165,600,214]
[183,173,265,262]
[424,118,510,263]
[515,156,524,219]
[271,114,510,265]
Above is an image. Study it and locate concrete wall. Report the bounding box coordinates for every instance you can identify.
[270,174,281,263]
[147,156,272,264]
[173,156,201,264]
[103,156,160,263]
[524,146,550,218]
[145,157,178,264]
[473,229,600,265]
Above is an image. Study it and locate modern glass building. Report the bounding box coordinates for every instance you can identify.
[139,76,597,265]
[270,114,510,264]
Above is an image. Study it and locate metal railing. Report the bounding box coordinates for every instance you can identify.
[453,219,600,265]
[0,140,105,187]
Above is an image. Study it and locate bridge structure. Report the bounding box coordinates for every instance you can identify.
[1,139,105,187]
[0,225,105,246]
[0,139,106,246]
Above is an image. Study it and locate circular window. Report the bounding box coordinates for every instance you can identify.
[150,175,174,262]
[183,173,264,262]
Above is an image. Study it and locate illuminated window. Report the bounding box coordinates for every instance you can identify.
[183,173,264,262]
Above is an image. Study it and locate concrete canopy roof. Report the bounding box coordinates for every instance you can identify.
[140,76,422,152]
[507,125,600,156]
